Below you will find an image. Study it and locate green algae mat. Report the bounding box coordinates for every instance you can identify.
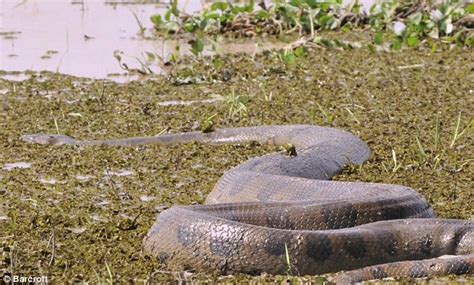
[0,47,472,283]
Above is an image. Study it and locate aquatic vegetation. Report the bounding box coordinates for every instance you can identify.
[150,0,474,49]
[224,88,249,120]
[1,43,472,283]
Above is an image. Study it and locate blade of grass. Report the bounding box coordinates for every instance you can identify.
[450,113,472,148]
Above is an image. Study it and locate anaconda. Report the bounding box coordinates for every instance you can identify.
[21,125,473,283]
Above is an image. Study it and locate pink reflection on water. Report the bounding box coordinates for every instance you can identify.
[0,0,377,82]
[0,0,203,81]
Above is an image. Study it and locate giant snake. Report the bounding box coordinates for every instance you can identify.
[22,125,473,283]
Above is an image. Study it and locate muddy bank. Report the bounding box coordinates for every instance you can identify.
[0,46,473,282]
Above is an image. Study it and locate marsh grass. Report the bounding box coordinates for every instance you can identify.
[0,45,472,283]
[224,88,249,119]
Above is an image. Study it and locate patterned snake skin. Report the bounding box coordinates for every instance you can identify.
[22,125,473,283]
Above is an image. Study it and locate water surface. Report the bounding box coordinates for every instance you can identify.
[1,0,376,82]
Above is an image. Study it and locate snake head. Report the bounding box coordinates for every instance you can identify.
[21,134,77,145]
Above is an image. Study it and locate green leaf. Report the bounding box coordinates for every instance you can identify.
[204,11,220,20]
[369,4,378,15]
[200,18,209,30]
[170,0,180,17]
[409,12,422,25]
[426,20,435,30]
[306,0,319,9]
[212,58,223,69]
[145,51,155,62]
[184,22,197,33]
[170,53,179,63]
[164,9,171,21]
[283,52,297,65]
[374,32,384,45]
[219,14,231,25]
[290,0,304,8]
[243,0,254,13]
[150,14,162,27]
[231,6,244,14]
[256,10,270,20]
[443,22,453,35]
[465,4,474,13]
[406,36,419,47]
[200,113,217,133]
[465,36,474,48]
[294,46,306,57]
[370,18,382,31]
[351,3,361,14]
[333,39,345,48]
[341,25,350,33]
[391,38,402,50]
[211,2,229,11]
[367,43,376,53]
[191,38,204,56]
[319,15,333,27]
[320,39,334,48]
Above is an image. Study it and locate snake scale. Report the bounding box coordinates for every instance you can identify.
[22,125,473,283]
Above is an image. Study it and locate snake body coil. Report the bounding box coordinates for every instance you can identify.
[22,125,473,283]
